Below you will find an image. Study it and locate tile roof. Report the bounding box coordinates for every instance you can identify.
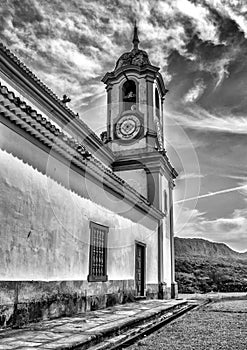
[0,82,163,219]
[0,82,91,158]
[0,42,104,145]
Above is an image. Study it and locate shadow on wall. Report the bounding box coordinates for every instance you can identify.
[0,280,137,329]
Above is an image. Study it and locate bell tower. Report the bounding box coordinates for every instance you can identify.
[102,23,167,155]
[102,24,178,298]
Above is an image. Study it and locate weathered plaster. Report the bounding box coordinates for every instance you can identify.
[115,169,147,198]
[0,146,158,282]
[0,122,161,327]
[0,280,137,328]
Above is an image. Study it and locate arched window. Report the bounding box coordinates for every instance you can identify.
[122,80,136,111]
[155,88,160,118]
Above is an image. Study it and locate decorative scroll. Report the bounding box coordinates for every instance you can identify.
[154,117,164,151]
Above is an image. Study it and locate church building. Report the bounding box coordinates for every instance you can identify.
[0,25,178,328]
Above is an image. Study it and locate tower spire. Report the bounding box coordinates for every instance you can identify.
[132,21,139,50]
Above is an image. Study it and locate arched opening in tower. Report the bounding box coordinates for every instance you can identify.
[122,80,136,111]
[155,88,160,118]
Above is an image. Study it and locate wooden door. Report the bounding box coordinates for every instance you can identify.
[135,243,145,296]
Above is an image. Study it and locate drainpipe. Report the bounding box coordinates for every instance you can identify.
[169,180,177,299]
[158,219,165,299]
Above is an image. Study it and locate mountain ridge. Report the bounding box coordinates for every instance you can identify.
[175,237,247,293]
[175,237,247,260]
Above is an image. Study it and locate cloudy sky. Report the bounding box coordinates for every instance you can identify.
[1,0,247,251]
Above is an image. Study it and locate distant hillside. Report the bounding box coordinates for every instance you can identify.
[175,237,247,261]
[174,237,247,293]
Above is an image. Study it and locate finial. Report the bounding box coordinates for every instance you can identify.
[132,20,139,50]
[62,94,71,104]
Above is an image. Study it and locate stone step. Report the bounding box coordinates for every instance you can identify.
[74,300,190,349]
[0,300,192,350]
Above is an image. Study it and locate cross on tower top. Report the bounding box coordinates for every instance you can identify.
[132,21,139,50]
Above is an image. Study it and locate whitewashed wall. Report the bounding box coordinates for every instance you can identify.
[0,123,159,284]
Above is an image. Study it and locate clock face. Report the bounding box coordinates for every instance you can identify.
[116,115,141,140]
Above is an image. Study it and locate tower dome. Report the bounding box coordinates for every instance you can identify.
[114,23,151,70]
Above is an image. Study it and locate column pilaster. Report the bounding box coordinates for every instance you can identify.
[146,76,156,150]
[106,84,112,140]
[169,180,178,299]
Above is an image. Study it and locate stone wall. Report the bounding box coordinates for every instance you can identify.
[0,280,137,328]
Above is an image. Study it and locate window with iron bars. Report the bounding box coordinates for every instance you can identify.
[88,222,108,282]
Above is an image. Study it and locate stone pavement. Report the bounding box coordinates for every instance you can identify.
[0,299,187,350]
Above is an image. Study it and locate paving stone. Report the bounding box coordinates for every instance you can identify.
[29,332,69,341]
[66,317,86,322]
[5,340,43,347]
[106,333,129,344]
[83,317,134,335]
[38,344,64,349]
[0,300,187,350]
[51,323,101,333]
[0,345,19,349]
[41,334,94,349]
[55,334,94,344]
[87,341,112,350]
[115,310,137,315]
[12,348,41,350]
[85,318,106,324]
[1,337,23,343]
[92,314,126,322]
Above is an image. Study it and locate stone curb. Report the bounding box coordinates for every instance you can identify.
[0,300,188,350]
[67,301,188,349]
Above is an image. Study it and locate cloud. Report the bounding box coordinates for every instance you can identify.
[236,180,247,199]
[34,38,102,81]
[206,0,247,38]
[197,52,239,90]
[1,0,246,112]
[174,177,247,251]
[0,0,247,254]
[175,183,247,204]
[172,104,247,134]
[175,206,247,252]
[213,58,231,88]
[174,206,207,236]
[183,78,206,103]
[178,172,205,180]
[176,0,221,44]
[0,0,119,104]
[222,175,247,181]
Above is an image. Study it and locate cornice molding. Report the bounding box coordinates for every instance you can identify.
[0,42,114,165]
[113,150,178,180]
[102,64,168,97]
[156,72,169,98]
[102,64,160,85]
[0,82,164,221]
